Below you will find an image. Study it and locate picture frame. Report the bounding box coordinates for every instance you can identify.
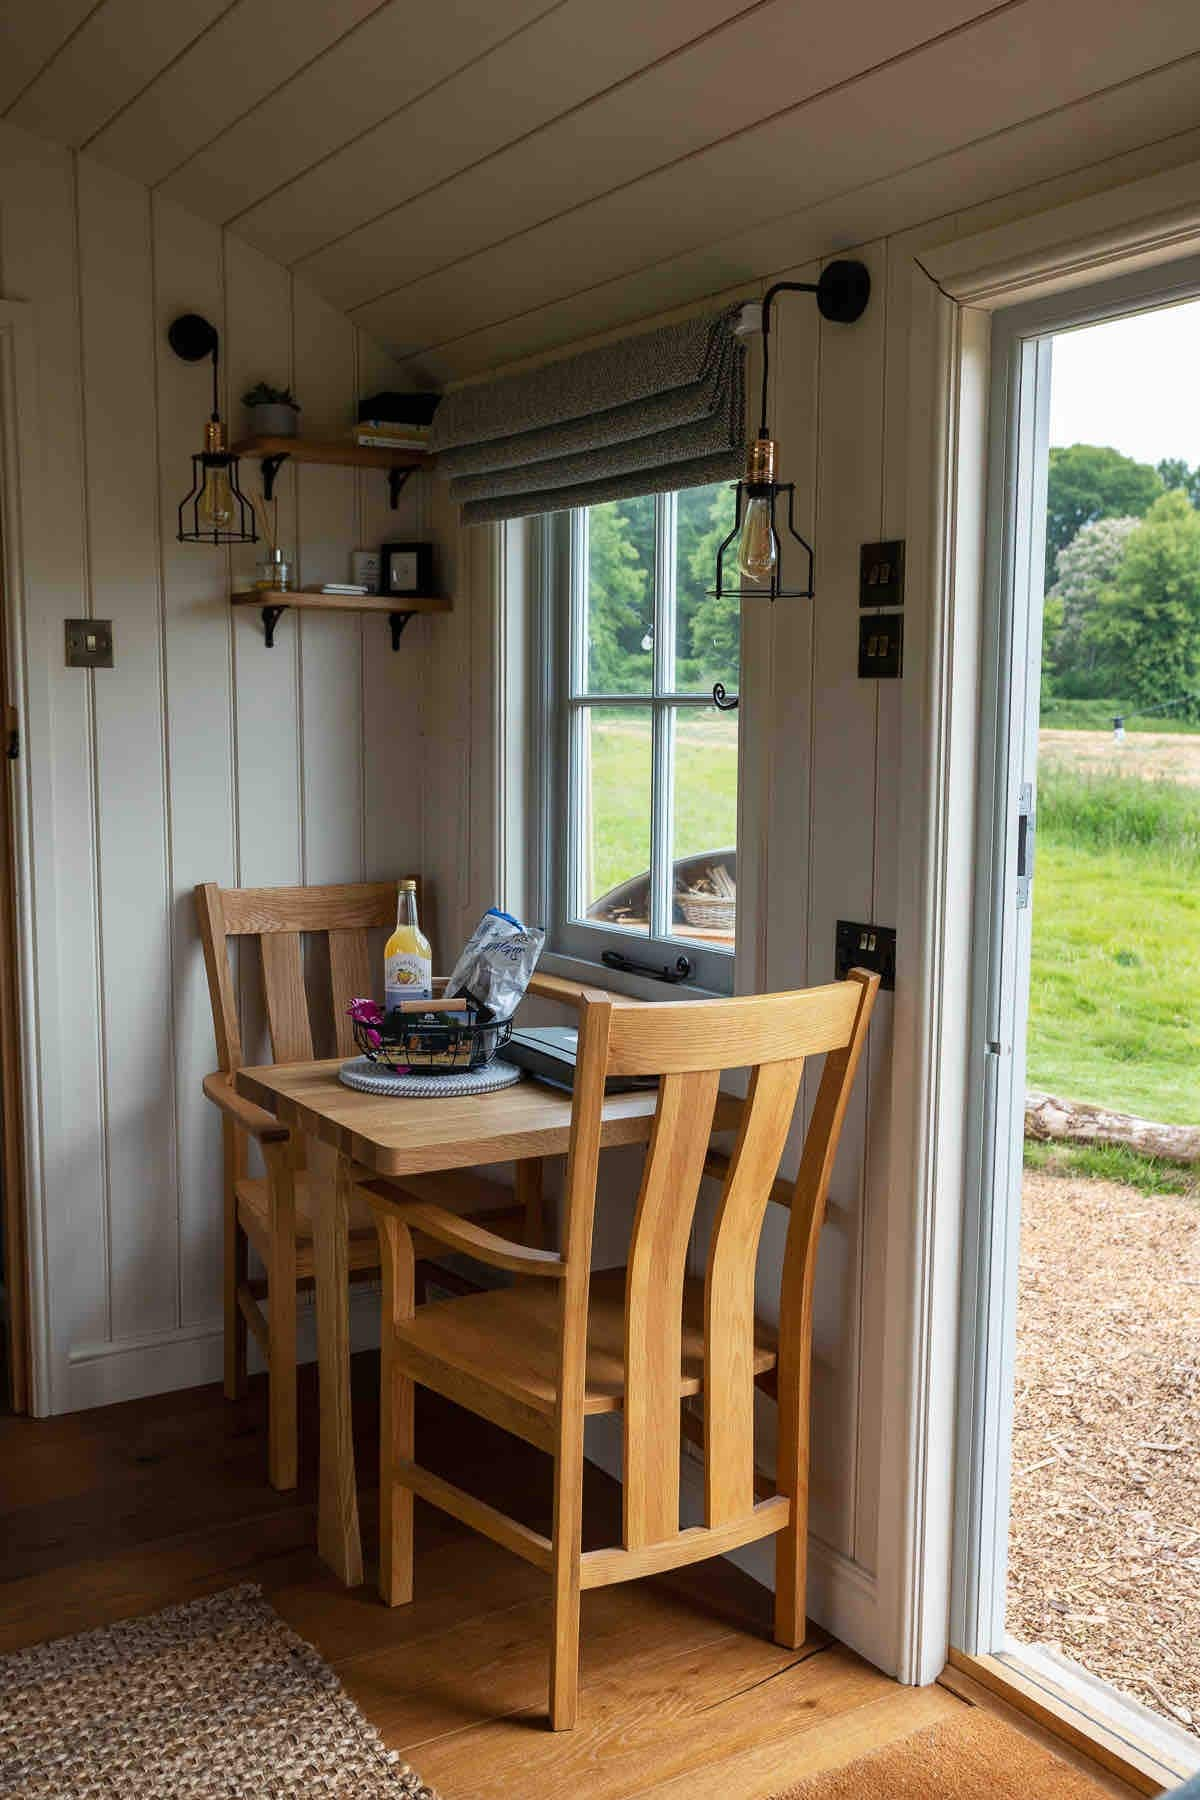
[380,541,434,598]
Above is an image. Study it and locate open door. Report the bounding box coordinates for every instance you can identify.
[953,263,1200,1788]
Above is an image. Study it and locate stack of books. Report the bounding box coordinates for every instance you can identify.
[352,390,440,452]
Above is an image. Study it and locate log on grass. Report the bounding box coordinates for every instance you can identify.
[1025,1090,1200,1166]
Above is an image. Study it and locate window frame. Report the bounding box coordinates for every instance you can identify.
[535,491,739,994]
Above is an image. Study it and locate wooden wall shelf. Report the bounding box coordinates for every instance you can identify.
[231,588,451,650]
[232,434,433,507]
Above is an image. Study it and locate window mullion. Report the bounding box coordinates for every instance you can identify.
[650,495,676,940]
[566,700,586,922]
[568,508,589,696]
[564,510,590,923]
[654,490,676,696]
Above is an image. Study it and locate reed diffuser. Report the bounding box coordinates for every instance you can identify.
[253,495,293,592]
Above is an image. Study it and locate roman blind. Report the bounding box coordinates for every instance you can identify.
[429,305,746,524]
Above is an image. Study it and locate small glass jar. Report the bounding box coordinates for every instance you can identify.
[255,547,293,592]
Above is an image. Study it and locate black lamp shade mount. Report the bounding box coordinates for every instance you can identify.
[710,259,870,603]
[169,312,257,546]
[167,313,220,364]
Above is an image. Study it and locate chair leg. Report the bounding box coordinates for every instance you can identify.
[223,1119,247,1402]
[774,1485,809,1650]
[517,1156,546,1250]
[773,1348,810,1649]
[375,1207,416,1607]
[265,1143,298,1493]
[549,1425,585,1730]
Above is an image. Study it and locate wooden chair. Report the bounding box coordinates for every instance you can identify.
[366,969,879,1730]
[195,879,525,1493]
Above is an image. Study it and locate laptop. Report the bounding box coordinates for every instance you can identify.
[499,1025,658,1094]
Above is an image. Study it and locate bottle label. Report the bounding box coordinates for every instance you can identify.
[385,950,432,1009]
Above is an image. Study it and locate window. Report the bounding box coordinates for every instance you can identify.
[540,483,740,991]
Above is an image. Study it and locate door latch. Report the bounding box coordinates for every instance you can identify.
[1016,782,1035,908]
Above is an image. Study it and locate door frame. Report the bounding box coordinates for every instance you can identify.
[890,156,1200,1688]
[0,299,49,1414]
[951,249,1200,1658]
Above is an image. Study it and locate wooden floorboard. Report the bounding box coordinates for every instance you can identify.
[0,1354,1126,1798]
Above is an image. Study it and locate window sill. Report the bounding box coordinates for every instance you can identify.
[538,949,729,1005]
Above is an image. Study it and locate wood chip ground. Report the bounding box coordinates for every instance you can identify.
[1009,1169,1200,1737]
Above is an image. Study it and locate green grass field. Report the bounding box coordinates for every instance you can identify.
[587,711,1200,1132]
[1028,836,1199,1122]
[587,711,737,900]
[1023,1138,1196,1198]
[1039,696,1200,733]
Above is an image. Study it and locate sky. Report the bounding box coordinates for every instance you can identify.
[1049,296,1200,466]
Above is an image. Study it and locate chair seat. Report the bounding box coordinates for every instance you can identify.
[236,1166,526,1279]
[390,1266,779,1424]
[236,1171,380,1275]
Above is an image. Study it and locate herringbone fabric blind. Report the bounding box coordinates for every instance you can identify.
[429,306,746,524]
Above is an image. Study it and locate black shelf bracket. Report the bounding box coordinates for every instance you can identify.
[252,604,424,650]
[260,452,290,501]
[388,466,414,509]
[261,603,287,648]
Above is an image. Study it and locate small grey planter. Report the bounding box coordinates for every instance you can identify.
[245,402,299,437]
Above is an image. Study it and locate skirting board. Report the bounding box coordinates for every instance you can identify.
[582,1414,889,1676]
[59,1282,383,1414]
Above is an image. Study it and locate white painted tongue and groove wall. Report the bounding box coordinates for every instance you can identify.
[0,115,426,1417]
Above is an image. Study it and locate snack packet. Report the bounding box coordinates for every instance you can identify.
[444,907,545,1023]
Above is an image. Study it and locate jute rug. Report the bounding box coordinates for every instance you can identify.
[0,1584,439,1798]
[772,1705,1112,1798]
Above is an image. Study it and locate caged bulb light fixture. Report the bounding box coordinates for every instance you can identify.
[711,260,871,606]
[168,313,257,545]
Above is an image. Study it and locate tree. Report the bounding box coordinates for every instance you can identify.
[1156,457,1200,510]
[584,482,737,692]
[1045,444,1162,586]
[585,498,652,691]
[1040,589,1063,703]
[1045,514,1140,695]
[680,483,738,689]
[1083,490,1200,719]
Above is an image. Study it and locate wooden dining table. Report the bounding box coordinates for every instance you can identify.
[234,1054,741,1587]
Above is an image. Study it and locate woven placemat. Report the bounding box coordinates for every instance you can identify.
[0,1583,438,1798]
[339,1055,522,1098]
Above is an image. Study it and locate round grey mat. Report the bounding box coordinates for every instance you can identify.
[338,1056,522,1098]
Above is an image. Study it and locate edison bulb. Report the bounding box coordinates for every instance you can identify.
[737,495,777,584]
[197,464,235,533]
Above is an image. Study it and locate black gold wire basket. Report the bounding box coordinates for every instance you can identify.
[352,995,511,1075]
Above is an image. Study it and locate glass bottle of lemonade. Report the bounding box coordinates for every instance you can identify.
[384,879,432,1012]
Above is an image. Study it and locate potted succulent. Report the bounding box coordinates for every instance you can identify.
[241,381,300,438]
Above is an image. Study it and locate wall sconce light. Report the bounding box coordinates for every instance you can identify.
[168,313,257,545]
[712,260,871,604]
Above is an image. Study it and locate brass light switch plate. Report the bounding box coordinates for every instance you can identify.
[859,539,905,607]
[858,611,903,678]
[65,619,114,668]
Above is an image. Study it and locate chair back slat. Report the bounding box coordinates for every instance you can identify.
[195,878,423,1082]
[604,982,860,1077]
[221,883,399,936]
[622,1068,720,1549]
[561,973,879,1560]
[703,1056,805,1527]
[329,929,373,1058]
[260,932,315,1063]
[195,882,243,1073]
